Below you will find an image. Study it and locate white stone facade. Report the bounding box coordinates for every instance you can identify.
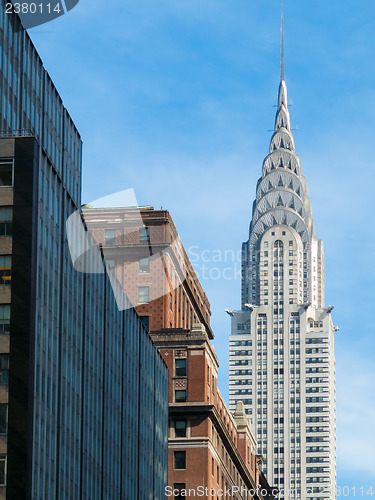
[229,76,336,500]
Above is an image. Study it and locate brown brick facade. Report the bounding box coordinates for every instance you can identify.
[152,325,274,500]
[82,207,213,337]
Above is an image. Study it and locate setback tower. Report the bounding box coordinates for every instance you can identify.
[229,13,336,500]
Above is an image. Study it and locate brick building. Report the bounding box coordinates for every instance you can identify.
[82,207,213,337]
[83,205,276,499]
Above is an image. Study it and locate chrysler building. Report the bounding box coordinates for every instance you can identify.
[229,13,336,500]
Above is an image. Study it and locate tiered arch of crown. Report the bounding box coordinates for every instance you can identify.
[248,81,314,250]
[242,78,317,307]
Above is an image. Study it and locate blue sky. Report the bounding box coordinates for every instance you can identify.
[30,0,375,494]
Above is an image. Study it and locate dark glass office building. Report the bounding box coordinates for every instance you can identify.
[0,4,168,500]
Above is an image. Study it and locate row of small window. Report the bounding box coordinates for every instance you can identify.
[306,378,328,384]
[309,321,323,328]
[306,457,329,464]
[263,260,295,267]
[104,227,150,245]
[263,239,294,248]
[307,436,328,443]
[306,418,330,425]
[307,367,327,373]
[263,249,294,257]
[306,348,327,354]
[233,390,251,396]
[232,370,252,375]
[232,350,251,356]
[233,340,252,346]
[236,322,250,331]
[306,358,326,364]
[306,387,327,393]
[306,467,329,473]
[306,338,328,345]
[233,379,252,386]
[306,407,327,414]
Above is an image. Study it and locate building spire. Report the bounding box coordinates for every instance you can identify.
[280,1,285,82]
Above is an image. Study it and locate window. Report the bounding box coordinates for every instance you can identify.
[175,420,186,437]
[174,451,186,469]
[175,390,186,402]
[139,257,149,273]
[0,256,11,285]
[139,226,150,242]
[175,358,187,377]
[0,305,10,335]
[173,483,186,500]
[0,356,9,385]
[104,229,115,244]
[138,286,149,304]
[0,207,12,236]
[140,316,149,330]
[0,455,6,486]
[0,406,7,434]
[0,161,13,187]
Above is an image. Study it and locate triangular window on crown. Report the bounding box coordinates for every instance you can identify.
[288,179,294,189]
[266,200,272,210]
[278,177,284,187]
[268,181,273,190]
[289,199,295,210]
[291,221,297,230]
[287,160,292,169]
[277,195,283,207]
[282,215,288,225]
[296,187,301,196]
[279,156,284,168]
[280,138,285,149]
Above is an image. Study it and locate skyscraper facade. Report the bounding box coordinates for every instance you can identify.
[229,18,336,500]
[0,5,168,499]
